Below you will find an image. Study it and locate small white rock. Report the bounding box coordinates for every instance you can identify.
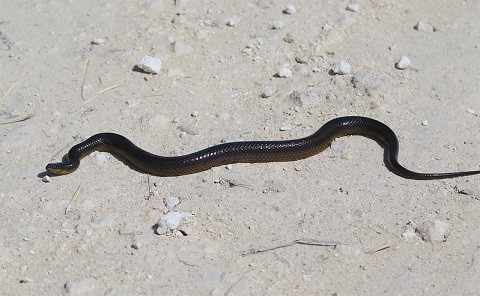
[330,139,347,155]
[137,56,162,74]
[466,108,476,114]
[322,23,331,31]
[191,111,199,117]
[395,55,411,70]
[225,164,233,170]
[416,220,451,243]
[277,66,292,78]
[163,196,180,211]
[272,21,284,30]
[421,120,428,126]
[280,124,292,131]
[346,3,359,12]
[261,86,273,98]
[91,38,105,45]
[331,60,351,75]
[414,21,434,32]
[178,123,199,135]
[42,175,52,183]
[295,56,308,64]
[64,278,96,295]
[156,211,193,235]
[91,151,108,165]
[19,277,33,283]
[284,4,296,14]
[226,18,236,27]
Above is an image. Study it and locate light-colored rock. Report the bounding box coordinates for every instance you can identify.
[395,55,411,70]
[416,220,451,243]
[137,56,162,74]
[330,60,351,75]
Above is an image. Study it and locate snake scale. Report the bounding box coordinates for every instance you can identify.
[46,116,480,180]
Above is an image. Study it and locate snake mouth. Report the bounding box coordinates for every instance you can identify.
[46,163,70,175]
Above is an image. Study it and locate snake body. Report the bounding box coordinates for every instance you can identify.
[46,116,480,180]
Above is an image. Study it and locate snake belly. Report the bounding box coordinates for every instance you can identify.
[46,116,480,180]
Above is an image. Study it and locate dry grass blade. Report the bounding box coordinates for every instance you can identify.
[65,183,83,215]
[68,83,128,114]
[0,82,16,102]
[0,114,33,125]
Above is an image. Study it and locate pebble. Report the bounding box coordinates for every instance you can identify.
[64,278,96,295]
[466,108,476,114]
[421,120,428,126]
[346,3,359,12]
[137,56,162,74]
[91,151,108,165]
[280,124,292,131]
[401,223,416,240]
[261,86,273,98]
[295,56,308,64]
[131,241,141,250]
[272,21,284,30]
[163,196,180,212]
[283,33,295,43]
[414,21,434,32]
[91,38,105,45]
[416,220,451,243]
[226,18,236,27]
[19,277,33,283]
[322,23,331,31]
[395,55,411,70]
[276,66,292,78]
[156,211,193,235]
[330,139,347,156]
[42,175,52,183]
[283,4,296,14]
[330,60,351,75]
[178,123,199,135]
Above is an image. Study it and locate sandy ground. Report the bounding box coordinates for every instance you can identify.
[1,0,479,295]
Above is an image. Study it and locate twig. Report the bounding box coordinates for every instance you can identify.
[80,58,90,101]
[68,83,127,114]
[0,114,33,125]
[0,82,16,102]
[65,183,83,215]
[146,176,152,200]
[242,238,344,256]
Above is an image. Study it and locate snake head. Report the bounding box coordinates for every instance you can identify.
[45,161,78,175]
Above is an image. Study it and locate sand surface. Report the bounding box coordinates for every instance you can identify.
[1,0,479,295]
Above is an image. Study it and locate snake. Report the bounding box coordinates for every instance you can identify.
[46,116,480,180]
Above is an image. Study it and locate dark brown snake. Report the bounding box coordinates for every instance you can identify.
[46,116,480,180]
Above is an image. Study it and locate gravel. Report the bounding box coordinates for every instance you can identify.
[416,220,451,243]
[136,56,162,74]
[276,66,292,78]
[284,4,296,14]
[330,60,351,75]
[395,55,411,70]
